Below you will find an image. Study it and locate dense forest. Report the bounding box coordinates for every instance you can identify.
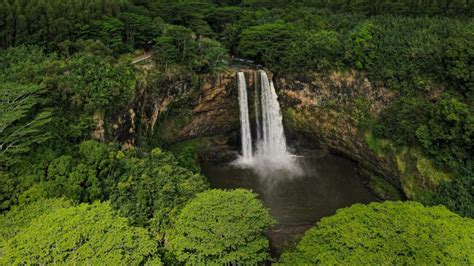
[1,0,473,264]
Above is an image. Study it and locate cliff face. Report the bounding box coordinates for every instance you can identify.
[178,73,241,140]
[276,71,453,202]
[110,68,413,199]
[275,71,404,199]
[110,68,254,150]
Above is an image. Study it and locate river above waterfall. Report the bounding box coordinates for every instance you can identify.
[201,150,378,256]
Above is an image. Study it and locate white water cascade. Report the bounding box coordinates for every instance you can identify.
[254,71,293,166]
[254,71,262,141]
[235,70,299,175]
[236,72,253,163]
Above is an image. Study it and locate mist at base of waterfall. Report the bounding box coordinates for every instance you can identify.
[231,142,303,180]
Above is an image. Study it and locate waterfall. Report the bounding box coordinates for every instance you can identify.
[254,71,262,140]
[254,71,292,164]
[235,70,298,175]
[237,72,253,162]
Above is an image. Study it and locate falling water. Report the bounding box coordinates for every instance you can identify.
[254,71,292,165]
[254,71,262,140]
[237,72,253,163]
[234,70,299,176]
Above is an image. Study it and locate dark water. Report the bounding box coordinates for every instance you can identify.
[201,151,377,256]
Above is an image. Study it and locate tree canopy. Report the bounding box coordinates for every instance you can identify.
[110,148,209,234]
[1,200,161,265]
[279,201,474,265]
[168,189,275,264]
[0,0,473,264]
[0,198,72,251]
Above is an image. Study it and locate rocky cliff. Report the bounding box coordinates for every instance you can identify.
[109,67,453,200]
[110,68,250,156]
[276,71,452,202]
[274,71,404,199]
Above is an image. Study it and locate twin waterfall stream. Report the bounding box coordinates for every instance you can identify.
[235,71,298,176]
[237,72,253,162]
[204,70,377,254]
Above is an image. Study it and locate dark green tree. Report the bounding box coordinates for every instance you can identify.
[119,12,161,49]
[0,82,53,165]
[154,24,198,68]
[44,140,121,203]
[110,148,209,235]
[238,22,294,68]
[434,175,474,218]
[416,97,473,171]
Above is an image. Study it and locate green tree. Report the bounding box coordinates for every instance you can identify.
[153,24,228,72]
[0,0,129,50]
[285,30,343,71]
[150,1,215,36]
[434,175,474,218]
[0,45,57,84]
[0,82,53,165]
[0,198,71,251]
[346,21,376,70]
[444,23,474,97]
[279,201,474,265]
[62,52,136,115]
[1,201,161,265]
[58,39,113,58]
[375,96,431,146]
[196,38,229,73]
[119,12,161,49]
[238,22,293,68]
[154,24,198,68]
[110,148,209,235]
[81,17,126,53]
[168,189,275,265]
[416,97,473,171]
[44,140,121,203]
[206,6,242,35]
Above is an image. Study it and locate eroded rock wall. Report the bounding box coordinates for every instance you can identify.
[275,71,404,199]
[111,67,409,199]
[111,68,259,148]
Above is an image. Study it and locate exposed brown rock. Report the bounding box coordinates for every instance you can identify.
[110,67,405,199]
[275,70,403,198]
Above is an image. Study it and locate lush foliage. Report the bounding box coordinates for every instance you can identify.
[433,175,474,218]
[111,148,209,234]
[0,82,53,165]
[154,24,229,72]
[238,22,294,69]
[168,189,275,264]
[60,53,136,114]
[279,201,474,265]
[1,0,473,263]
[1,199,161,265]
[0,198,72,251]
[4,138,209,232]
[42,140,120,203]
[241,0,474,16]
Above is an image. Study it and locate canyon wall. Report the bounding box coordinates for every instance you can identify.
[109,68,453,200]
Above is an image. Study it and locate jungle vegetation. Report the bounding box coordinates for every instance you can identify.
[0,0,473,264]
